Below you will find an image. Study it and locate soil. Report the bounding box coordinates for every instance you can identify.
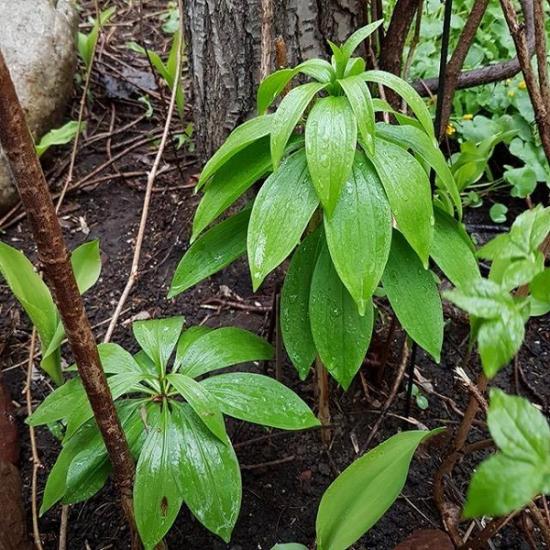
[0,2,549,549]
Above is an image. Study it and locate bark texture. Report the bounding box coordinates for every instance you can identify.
[185,0,365,160]
[0,50,139,546]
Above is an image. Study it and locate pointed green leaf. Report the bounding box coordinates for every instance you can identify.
[383,231,443,362]
[338,76,375,154]
[280,229,322,380]
[271,82,326,168]
[97,342,143,374]
[309,243,374,389]
[430,208,480,289]
[199,115,273,188]
[257,68,297,115]
[170,207,250,298]
[192,139,271,240]
[362,70,435,139]
[174,326,213,371]
[201,373,319,430]
[172,403,241,543]
[179,327,273,379]
[344,57,366,78]
[305,96,357,214]
[369,137,433,266]
[296,59,334,83]
[166,373,227,442]
[324,153,392,314]
[341,20,384,58]
[248,149,318,290]
[316,429,442,550]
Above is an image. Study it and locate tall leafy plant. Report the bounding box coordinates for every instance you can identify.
[169,22,476,389]
[28,317,319,548]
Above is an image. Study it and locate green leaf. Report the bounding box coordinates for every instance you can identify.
[97,343,143,374]
[248,149,319,290]
[369,137,434,266]
[174,326,213,371]
[383,231,443,362]
[170,207,251,298]
[192,139,271,240]
[490,203,508,223]
[134,404,183,549]
[199,115,273,188]
[35,121,84,158]
[257,68,297,115]
[166,373,227,442]
[316,429,442,550]
[296,59,334,83]
[338,76,375,155]
[133,316,184,373]
[530,269,550,303]
[201,373,319,430]
[344,57,366,78]
[305,96,357,214]
[309,243,374,389]
[271,82,327,169]
[340,20,384,58]
[430,208,480,289]
[179,327,273,379]
[272,545,308,550]
[280,229,322,380]
[375,123,462,218]
[172,403,241,543]
[0,241,60,383]
[362,70,435,139]
[324,153,392,314]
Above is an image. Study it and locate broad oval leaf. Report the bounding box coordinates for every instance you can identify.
[324,153,392,314]
[179,327,273,379]
[305,96,358,214]
[169,207,251,298]
[201,373,319,430]
[71,240,102,294]
[382,231,443,362]
[248,149,319,290]
[362,70,435,139]
[134,404,183,549]
[271,82,327,168]
[309,243,374,389]
[192,138,272,240]
[172,403,241,543]
[174,326,213,371]
[430,208,480,289]
[166,373,227,442]
[316,429,441,550]
[97,342,143,374]
[280,229,322,380]
[257,68,297,115]
[369,137,434,266]
[199,115,273,188]
[338,76,375,154]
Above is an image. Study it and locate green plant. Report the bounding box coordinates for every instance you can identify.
[35,121,85,158]
[272,428,442,550]
[169,22,477,389]
[28,316,319,548]
[127,31,185,119]
[0,240,101,384]
[464,389,550,518]
[77,6,116,69]
[445,205,550,377]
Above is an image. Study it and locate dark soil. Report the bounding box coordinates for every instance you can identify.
[1,2,549,549]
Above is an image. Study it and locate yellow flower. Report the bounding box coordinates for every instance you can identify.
[445,123,456,136]
[463,113,474,121]
[518,80,527,90]
[508,90,516,97]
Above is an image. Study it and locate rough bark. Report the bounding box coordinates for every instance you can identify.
[0,50,139,547]
[185,0,365,161]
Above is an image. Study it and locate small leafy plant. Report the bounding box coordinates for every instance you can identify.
[35,121,85,158]
[77,6,116,69]
[169,21,475,389]
[0,240,101,385]
[28,316,319,548]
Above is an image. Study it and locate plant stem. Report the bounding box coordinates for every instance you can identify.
[316,357,332,446]
[0,50,140,547]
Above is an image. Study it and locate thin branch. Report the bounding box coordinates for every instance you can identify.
[103,0,185,343]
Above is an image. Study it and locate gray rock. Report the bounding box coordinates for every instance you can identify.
[0,0,78,213]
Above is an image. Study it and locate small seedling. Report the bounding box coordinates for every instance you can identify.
[77,6,116,69]
[35,121,85,158]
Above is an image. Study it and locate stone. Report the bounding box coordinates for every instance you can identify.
[0,0,78,213]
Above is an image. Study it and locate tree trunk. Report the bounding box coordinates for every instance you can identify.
[185,0,365,161]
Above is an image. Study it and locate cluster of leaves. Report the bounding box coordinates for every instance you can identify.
[465,390,550,518]
[400,0,550,217]
[446,205,550,377]
[169,21,481,389]
[0,240,101,385]
[77,6,116,69]
[28,316,319,548]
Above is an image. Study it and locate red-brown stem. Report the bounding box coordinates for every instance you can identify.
[0,50,139,546]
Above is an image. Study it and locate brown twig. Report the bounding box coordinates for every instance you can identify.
[0,48,139,547]
[316,357,332,446]
[528,502,550,547]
